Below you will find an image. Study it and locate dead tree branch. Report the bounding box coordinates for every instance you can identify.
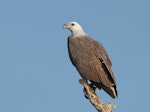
[79,79,116,112]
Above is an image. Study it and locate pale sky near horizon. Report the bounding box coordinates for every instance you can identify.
[0,0,150,112]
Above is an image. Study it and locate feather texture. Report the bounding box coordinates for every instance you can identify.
[68,36,117,98]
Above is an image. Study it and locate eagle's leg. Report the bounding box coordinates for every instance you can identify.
[83,82,97,99]
[83,87,89,99]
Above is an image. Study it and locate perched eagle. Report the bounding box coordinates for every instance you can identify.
[63,21,117,98]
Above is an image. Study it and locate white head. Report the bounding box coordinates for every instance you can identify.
[63,21,87,37]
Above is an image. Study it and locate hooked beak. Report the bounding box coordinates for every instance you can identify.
[63,24,68,29]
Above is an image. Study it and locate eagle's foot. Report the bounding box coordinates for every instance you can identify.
[83,83,97,99]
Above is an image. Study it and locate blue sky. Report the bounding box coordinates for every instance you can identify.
[0,0,150,112]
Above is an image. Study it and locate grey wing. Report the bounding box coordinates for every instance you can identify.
[90,39,117,98]
[93,40,116,84]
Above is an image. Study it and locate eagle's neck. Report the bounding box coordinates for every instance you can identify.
[71,29,87,37]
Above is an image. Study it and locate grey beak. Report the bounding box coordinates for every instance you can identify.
[63,24,67,28]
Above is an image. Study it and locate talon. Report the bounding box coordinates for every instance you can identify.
[83,83,97,99]
[83,87,89,99]
[89,83,97,92]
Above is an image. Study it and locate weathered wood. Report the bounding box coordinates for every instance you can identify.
[79,79,116,112]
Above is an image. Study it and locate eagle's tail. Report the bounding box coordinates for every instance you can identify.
[101,85,118,98]
[91,81,118,98]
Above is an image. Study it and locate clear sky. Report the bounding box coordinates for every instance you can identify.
[0,0,150,112]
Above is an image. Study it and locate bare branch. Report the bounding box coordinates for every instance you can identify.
[79,79,116,112]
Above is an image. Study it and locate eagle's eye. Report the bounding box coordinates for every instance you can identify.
[71,23,75,26]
